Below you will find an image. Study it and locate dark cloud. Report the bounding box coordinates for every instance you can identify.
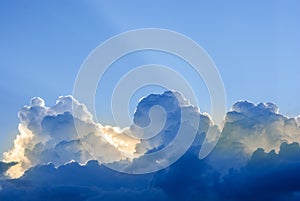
[220,142,300,201]
[1,142,300,201]
[0,160,163,201]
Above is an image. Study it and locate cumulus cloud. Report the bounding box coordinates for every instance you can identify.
[208,101,300,172]
[2,91,300,201]
[223,101,300,153]
[3,96,140,178]
[4,91,217,178]
[132,91,206,154]
[109,91,216,174]
[2,91,213,178]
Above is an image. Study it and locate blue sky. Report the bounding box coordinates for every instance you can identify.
[0,1,300,157]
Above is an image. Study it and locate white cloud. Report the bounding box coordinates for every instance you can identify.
[4,92,300,178]
[2,92,300,201]
[2,91,214,178]
[3,96,140,178]
[209,101,300,172]
[226,101,300,153]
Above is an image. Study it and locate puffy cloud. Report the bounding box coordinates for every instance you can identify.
[132,91,204,154]
[4,93,300,178]
[111,91,216,174]
[223,101,300,154]
[208,101,300,172]
[2,91,300,200]
[3,96,140,178]
[2,91,213,178]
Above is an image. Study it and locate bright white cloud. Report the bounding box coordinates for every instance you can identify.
[3,96,140,178]
[225,101,300,153]
[209,101,300,172]
[2,91,213,178]
[3,92,300,179]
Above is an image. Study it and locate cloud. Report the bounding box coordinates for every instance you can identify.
[3,91,216,178]
[2,142,300,201]
[132,91,208,154]
[223,101,300,154]
[208,101,300,172]
[0,160,167,201]
[3,96,140,178]
[108,91,216,174]
[151,141,300,201]
[220,142,300,201]
[2,92,300,200]
[0,162,17,177]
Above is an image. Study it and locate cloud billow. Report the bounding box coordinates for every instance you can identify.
[2,96,141,178]
[1,91,300,200]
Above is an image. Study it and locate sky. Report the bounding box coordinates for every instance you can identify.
[1,1,300,154]
[0,1,300,200]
